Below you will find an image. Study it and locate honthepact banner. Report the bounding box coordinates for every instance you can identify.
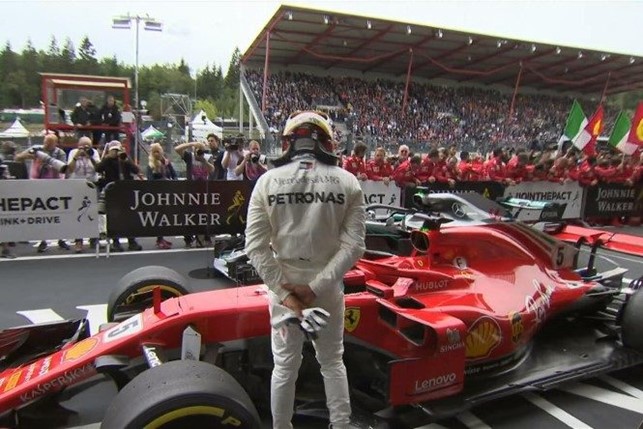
[0,179,99,242]
[503,181,584,219]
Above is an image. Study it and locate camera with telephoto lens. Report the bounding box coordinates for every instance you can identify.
[224,135,244,151]
[82,147,94,156]
[250,154,260,163]
[196,149,205,157]
[28,146,44,155]
[119,152,128,160]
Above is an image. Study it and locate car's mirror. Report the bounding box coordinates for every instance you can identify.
[410,230,430,253]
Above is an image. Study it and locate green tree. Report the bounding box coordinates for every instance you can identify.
[194,98,218,120]
[177,58,190,77]
[0,42,20,106]
[20,39,42,107]
[77,36,98,75]
[224,47,241,89]
[60,38,76,71]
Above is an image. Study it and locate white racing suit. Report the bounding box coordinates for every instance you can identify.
[245,154,366,429]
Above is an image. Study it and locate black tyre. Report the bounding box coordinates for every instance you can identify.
[107,266,192,323]
[101,360,261,429]
[621,287,643,352]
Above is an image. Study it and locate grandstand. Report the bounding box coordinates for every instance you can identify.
[237,5,643,154]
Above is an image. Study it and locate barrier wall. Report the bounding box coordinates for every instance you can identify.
[1,179,640,243]
[0,179,98,242]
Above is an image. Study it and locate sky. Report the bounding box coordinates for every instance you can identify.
[0,0,642,76]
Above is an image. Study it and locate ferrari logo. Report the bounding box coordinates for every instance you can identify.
[636,119,643,141]
[592,119,602,136]
[63,337,99,361]
[344,307,361,332]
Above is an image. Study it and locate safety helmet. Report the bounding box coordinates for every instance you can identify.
[281,110,335,156]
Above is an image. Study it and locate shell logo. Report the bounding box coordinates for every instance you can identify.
[465,317,502,359]
[63,337,99,361]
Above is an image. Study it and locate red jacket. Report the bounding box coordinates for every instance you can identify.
[416,157,437,183]
[366,159,393,181]
[343,155,367,178]
[506,162,529,183]
[484,157,507,182]
[392,160,420,186]
[569,161,596,186]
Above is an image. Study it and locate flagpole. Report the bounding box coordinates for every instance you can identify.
[600,72,611,105]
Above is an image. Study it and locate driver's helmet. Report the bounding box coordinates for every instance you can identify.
[281,110,335,157]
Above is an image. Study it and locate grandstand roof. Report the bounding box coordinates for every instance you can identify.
[241,5,643,96]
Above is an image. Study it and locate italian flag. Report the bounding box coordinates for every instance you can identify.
[573,105,604,155]
[608,112,638,155]
[558,100,587,153]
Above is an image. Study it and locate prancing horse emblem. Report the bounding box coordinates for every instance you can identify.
[344,307,361,332]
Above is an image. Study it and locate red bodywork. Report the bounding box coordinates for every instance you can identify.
[552,224,643,257]
[0,223,597,412]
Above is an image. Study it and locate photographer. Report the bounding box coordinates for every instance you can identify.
[147,143,176,250]
[67,137,101,253]
[15,132,71,253]
[174,141,215,181]
[221,135,245,181]
[174,140,215,248]
[234,140,267,181]
[67,137,100,181]
[95,141,144,252]
[206,133,225,180]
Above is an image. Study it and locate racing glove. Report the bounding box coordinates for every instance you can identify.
[300,308,330,340]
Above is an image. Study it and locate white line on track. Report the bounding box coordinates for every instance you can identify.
[598,375,643,400]
[559,382,643,414]
[0,246,211,262]
[456,411,492,429]
[522,392,592,429]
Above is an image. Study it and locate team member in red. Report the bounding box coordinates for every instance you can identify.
[570,156,599,186]
[458,152,474,181]
[392,154,422,187]
[342,142,368,180]
[485,148,512,185]
[470,153,486,181]
[417,149,440,183]
[548,157,570,183]
[435,156,459,186]
[365,147,393,184]
[594,156,618,183]
[506,152,530,183]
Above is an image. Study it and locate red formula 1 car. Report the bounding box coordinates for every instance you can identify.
[1,219,643,428]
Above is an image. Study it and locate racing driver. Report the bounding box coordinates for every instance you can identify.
[245,111,366,429]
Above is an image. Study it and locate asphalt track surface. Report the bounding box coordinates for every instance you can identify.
[0,227,642,429]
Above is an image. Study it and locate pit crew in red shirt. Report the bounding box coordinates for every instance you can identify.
[392,154,423,187]
[417,149,440,183]
[485,148,513,185]
[365,146,393,184]
[342,142,368,180]
[506,152,530,184]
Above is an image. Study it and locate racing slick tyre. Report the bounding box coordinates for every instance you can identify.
[101,360,261,429]
[621,287,643,352]
[107,266,192,323]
